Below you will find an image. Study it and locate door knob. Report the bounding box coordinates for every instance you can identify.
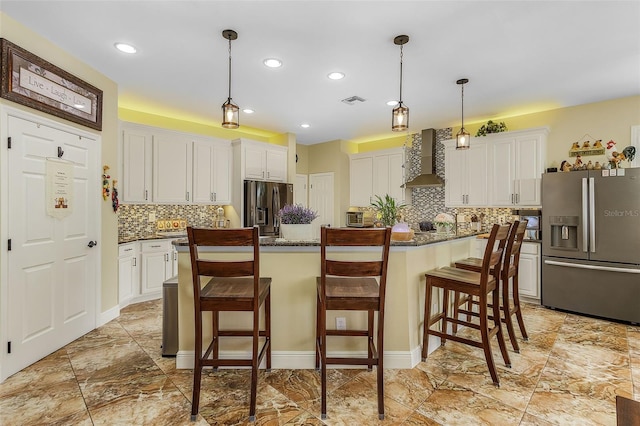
[87,240,98,248]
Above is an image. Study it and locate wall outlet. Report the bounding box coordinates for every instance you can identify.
[148,212,156,222]
[336,317,346,330]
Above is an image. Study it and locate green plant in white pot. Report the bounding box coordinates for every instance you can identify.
[371,194,405,227]
[278,204,318,240]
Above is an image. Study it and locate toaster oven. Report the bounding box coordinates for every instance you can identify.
[346,211,374,227]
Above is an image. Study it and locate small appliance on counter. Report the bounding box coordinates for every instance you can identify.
[213,207,229,229]
[346,211,374,227]
[513,209,541,240]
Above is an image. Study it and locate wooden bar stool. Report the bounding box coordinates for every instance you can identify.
[316,226,392,420]
[454,220,529,352]
[187,226,271,423]
[422,223,512,386]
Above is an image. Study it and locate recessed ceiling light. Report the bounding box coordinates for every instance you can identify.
[386,100,398,106]
[300,123,310,128]
[114,42,137,54]
[263,58,282,68]
[327,72,345,80]
[243,108,255,114]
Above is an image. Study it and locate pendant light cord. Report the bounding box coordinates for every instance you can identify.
[399,44,404,103]
[460,82,464,129]
[227,37,232,100]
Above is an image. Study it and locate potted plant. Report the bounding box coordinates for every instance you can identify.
[370,194,405,227]
[278,204,318,240]
[475,120,508,137]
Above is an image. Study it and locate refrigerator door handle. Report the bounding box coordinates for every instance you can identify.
[589,177,596,253]
[272,185,281,233]
[581,177,589,252]
[544,259,640,274]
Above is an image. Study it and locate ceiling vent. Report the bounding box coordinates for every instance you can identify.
[341,95,366,105]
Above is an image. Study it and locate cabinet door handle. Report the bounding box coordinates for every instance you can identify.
[133,258,136,267]
[165,253,169,262]
[516,193,520,204]
[186,191,190,201]
[173,252,177,261]
[214,192,217,202]
[151,244,161,248]
[145,190,148,201]
[262,171,265,178]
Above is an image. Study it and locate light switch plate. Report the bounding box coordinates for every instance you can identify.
[148,212,156,222]
[336,317,346,330]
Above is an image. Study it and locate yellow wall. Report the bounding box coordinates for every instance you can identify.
[450,95,640,168]
[0,12,120,314]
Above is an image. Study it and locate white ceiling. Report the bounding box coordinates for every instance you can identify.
[1,1,639,145]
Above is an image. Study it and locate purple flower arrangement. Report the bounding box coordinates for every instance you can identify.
[278,204,318,224]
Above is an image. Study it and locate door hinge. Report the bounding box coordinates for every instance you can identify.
[7,341,11,354]
[7,137,11,149]
[7,239,11,251]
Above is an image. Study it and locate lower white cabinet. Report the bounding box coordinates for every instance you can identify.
[467,238,540,301]
[118,243,139,306]
[518,242,540,300]
[118,239,179,307]
[140,240,174,295]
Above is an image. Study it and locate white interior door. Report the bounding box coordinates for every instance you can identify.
[309,172,334,239]
[294,174,308,207]
[4,115,99,380]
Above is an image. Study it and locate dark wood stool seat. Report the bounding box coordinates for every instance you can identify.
[454,220,529,353]
[187,226,271,423]
[316,226,392,420]
[422,223,512,387]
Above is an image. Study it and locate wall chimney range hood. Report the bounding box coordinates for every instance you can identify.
[404,128,444,187]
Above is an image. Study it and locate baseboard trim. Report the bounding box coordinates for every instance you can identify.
[176,349,419,370]
[98,305,119,327]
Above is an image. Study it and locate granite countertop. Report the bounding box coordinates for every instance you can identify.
[170,229,485,248]
[119,232,187,244]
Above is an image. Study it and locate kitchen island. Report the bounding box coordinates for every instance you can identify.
[173,230,483,370]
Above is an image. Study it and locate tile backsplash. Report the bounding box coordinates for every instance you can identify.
[118,204,223,240]
[371,127,516,230]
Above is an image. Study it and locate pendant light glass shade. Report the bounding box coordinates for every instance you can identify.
[392,35,409,132]
[221,29,239,129]
[456,78,470,150]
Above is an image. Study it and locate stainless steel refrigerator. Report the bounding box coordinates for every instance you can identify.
[244,180,293,236]
[541,168,640,323]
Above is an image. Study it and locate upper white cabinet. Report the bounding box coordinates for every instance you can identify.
[443,127,548,208]
[121,122,232,205]
[236,139,288,182]
[488,128,547,207]
[153,132,193,203]
[122,127,153,203]
[192,139,232,204]
[349,155,374,206]
[444,139,489,207]
[350,147,408,207]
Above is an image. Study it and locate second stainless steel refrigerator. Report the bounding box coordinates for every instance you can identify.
[244,180,293,236]
[541,168,640,323]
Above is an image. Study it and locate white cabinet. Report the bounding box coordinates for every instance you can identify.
[122,128,153,203]
[140,240,173,296]
[153,132,193,203]
[193,139,232,204]
[444,139,489,207]
[488,128,547,207]
[121,122,232,205]
[349,148,408,207]
[518,242,540,300]
[467,238,540,301]
[118,243,139,306]
[349,155,374,206]
[236,139,288,182]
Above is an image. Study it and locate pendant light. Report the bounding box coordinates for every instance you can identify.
[392,35,409,132]
[221,29,239,129]
[456,78,470,150]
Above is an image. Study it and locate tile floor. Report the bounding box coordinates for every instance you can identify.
[0,299,638,425]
